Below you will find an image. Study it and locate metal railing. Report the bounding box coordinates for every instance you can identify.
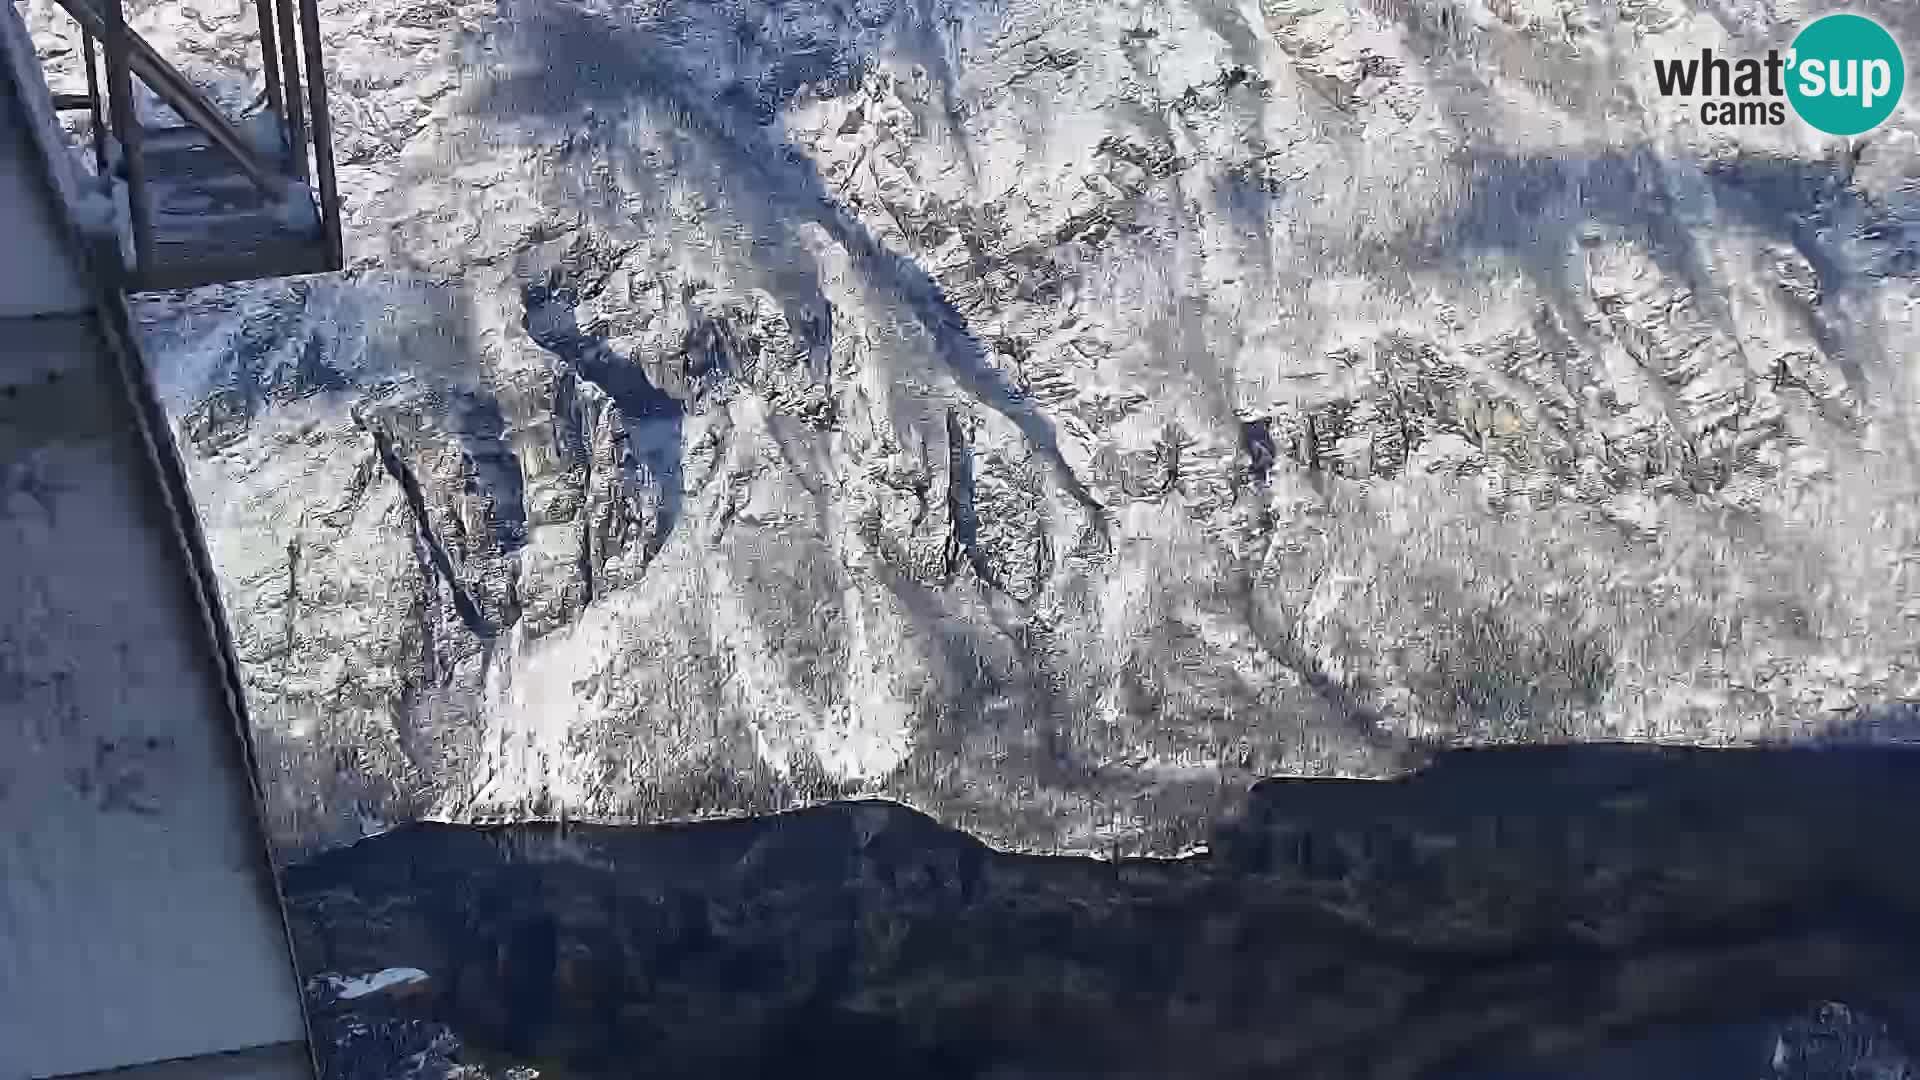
[45,0,341,285]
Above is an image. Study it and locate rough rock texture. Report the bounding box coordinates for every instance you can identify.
[282,746,1920,1079]
[26,0,1920,857]
[303,993,1920,1080]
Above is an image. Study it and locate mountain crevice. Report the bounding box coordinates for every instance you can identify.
[360,414,499,641]
[942,408,1011,597]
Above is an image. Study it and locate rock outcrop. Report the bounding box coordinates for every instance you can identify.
[24,0,1920,857]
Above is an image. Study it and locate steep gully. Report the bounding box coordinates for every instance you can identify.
[358,412,500,641]
[285,744,1920,1080]
[524,279,686,579]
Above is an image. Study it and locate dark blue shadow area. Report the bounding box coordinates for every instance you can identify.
[449,389,529,557]
[287,744,1920,1080]
[1409,146,1919,399]
[522,280,685,567]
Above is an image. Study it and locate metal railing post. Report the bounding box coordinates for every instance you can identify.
[272,0,307,182]
[252,0,285,139]
[100,0,150,275]
[80,28,108,181]
[295,0,340,265]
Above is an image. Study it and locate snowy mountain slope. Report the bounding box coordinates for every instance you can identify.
[28,0,1920,857]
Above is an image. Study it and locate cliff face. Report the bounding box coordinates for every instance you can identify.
[282,747,1920,1079]
[26,0,1920,856]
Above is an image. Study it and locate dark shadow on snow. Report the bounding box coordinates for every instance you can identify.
[464,0,1102,519]
[1404,145,1920,401]
[523,280,685,567]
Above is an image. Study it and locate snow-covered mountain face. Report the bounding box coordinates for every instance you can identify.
[28,0,1920,858]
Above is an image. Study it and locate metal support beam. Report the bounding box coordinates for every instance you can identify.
[296,0,338,262]
[100,0,149,275]
[272,0,305,183]
[251,0,284,138]
[80,30,106,180]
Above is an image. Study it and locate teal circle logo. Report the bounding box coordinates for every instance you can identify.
[1787,14,1905,136]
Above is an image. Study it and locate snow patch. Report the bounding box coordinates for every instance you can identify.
[322,967,432,1000]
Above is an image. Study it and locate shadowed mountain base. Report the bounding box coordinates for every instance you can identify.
[285,744,1920,1079]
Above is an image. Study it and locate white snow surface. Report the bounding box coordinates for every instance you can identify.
[321,968,432,1001]
[24,0,1920,859]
